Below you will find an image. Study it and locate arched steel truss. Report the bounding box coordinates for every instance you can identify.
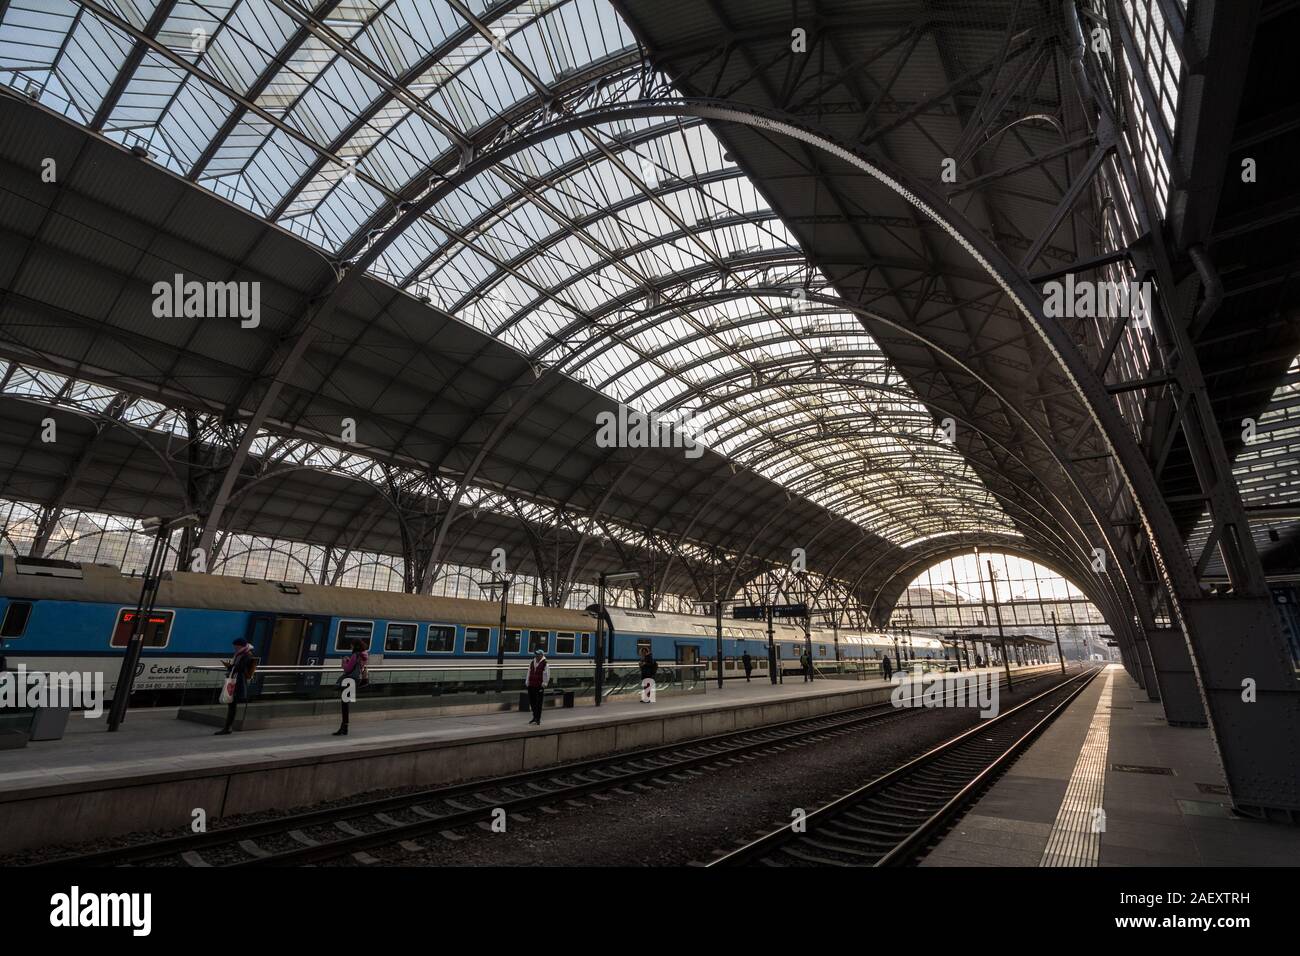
[1,0,1294,813]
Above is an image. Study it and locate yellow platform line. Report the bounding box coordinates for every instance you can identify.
[1039,667,1115,867]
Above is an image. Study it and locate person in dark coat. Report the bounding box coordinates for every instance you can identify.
[742,651,753,682]
[525,647,550,725]
[640,650,658,703]
[880,652,893,682]
[334,639,369,736]
[800,649,813,682]
[215,637,257,735]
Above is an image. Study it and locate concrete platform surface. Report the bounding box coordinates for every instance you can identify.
[923,665,1300,867]
[0,665,1045,853]
[0,664,1055,853]
[0,664,1046,797]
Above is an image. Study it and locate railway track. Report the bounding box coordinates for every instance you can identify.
[707,666,1101,867]
[38,666,1070,867]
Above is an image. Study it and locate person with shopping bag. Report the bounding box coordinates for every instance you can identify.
[215,637,257,736]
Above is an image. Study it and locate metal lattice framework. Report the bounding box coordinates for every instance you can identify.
[0,0,1297,813]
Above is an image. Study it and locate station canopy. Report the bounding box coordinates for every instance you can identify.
[0,0,1121,606]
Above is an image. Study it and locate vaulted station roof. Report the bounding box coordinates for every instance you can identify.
[0,0,1022,607]
[0,0,1290,633]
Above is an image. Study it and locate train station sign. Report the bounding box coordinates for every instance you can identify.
[770,603,808,618]
[732,603,808,620]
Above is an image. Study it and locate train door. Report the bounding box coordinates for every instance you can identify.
[675,643,699,665]
[244,614,274,698]
[266,617,304,666]
[251,615,324,694]
[288,616,330,692]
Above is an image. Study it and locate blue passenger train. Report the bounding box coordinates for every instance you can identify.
[0,555,941,701]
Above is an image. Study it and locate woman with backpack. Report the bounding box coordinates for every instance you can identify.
[215,637,257,736]
[334,639,369,736]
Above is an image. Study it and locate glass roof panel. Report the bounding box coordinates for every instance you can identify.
[1186,356,1300,576]
[0,0,1016,548]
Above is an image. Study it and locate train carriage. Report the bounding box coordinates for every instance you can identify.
[0,556,595,701]
[0,555,951,704]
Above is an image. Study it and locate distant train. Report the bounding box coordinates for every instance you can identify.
[0,555,944,700]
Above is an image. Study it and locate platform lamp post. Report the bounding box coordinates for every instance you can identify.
[107,513,198,732]
[714,596,724,690]
[592,570,638,707]
[987,560,1012,691]
[803,609,813,680]
[898,612,913,673]
[476,574,513,693]
[766,604,778,685]
[708,554,725,691]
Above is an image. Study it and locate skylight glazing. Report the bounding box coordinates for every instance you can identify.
[0,0,1014,547]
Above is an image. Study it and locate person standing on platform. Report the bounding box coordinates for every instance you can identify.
[334,639,368,736]
[640,649,658,703]
[800,649,813,682]
[526,647,550,725]
[742,651,753,682]
[880,653,893,683]
[215,637,257,736]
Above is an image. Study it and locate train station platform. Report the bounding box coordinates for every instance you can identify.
[0,663,1055,854]
[922,665,1300,867]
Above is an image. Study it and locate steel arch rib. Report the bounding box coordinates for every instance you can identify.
[197,95,1211,718]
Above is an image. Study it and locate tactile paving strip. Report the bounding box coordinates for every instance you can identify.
[1039,668,1114,867]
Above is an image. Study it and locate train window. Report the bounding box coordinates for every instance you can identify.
[109,609,174,648]
[334,620,373,652]
[579,632,591,655]
[426,624,455,654]
[528,630,549,653]
[555,632,575,654]
[1,601,31,637]
[384,622,417,653]
[464,627,490,654]
[503,628,522,654]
